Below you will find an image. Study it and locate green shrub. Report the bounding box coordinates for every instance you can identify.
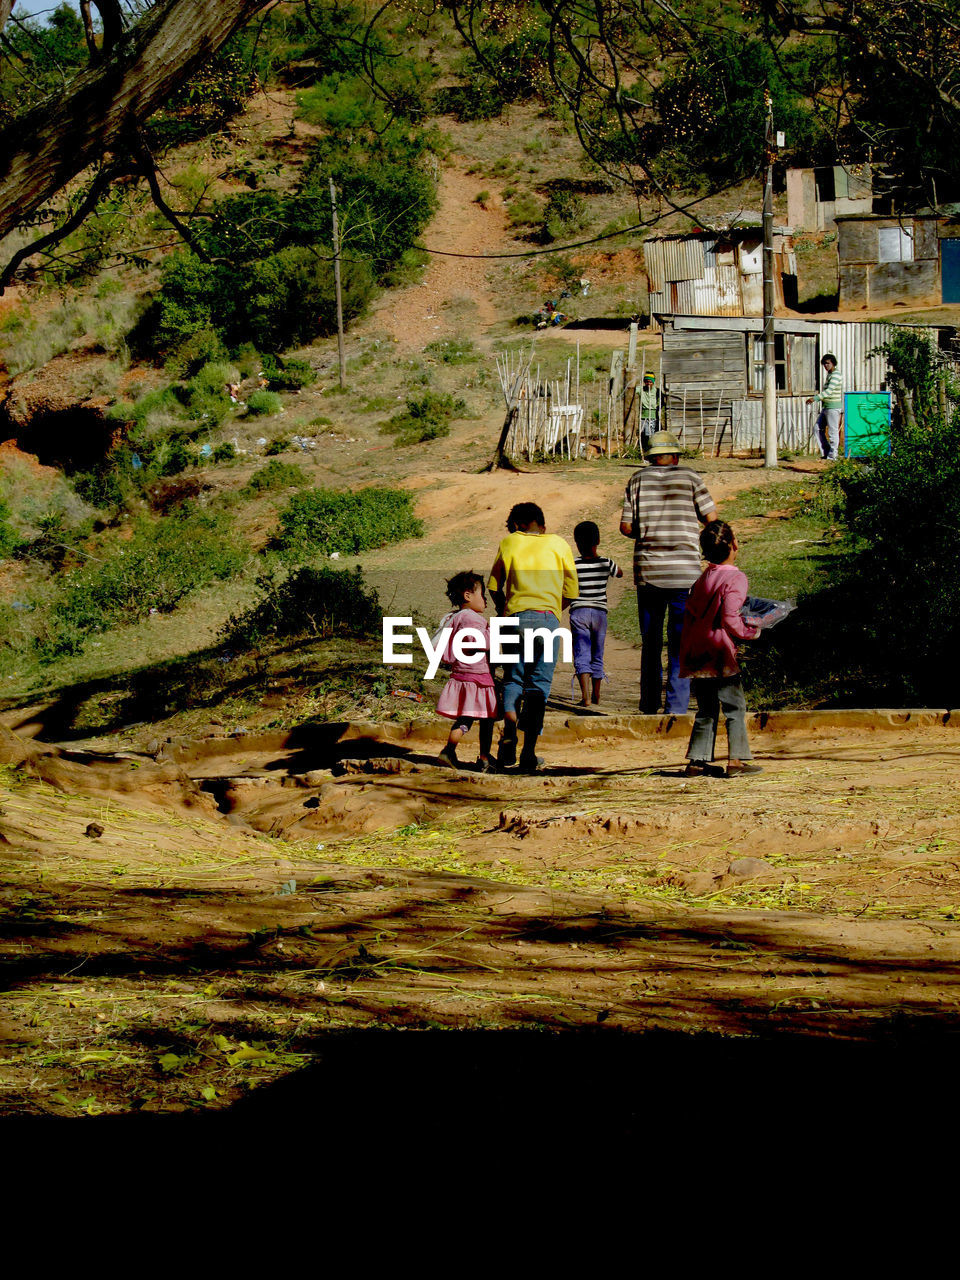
[222,565,380,648]
[542,190,587,242]
[240,247,376,351]
[246,389,284,417]
[15,511,93,571]
[165,328,228,379]
[213,442,237,463]
[381,391,466,446]
[433,82,506,121]
[264,436,291,456]
[507,192,542,227]
[260,354,316,391]
[242,460,308,495]
[177,361,239,425]
[46,510,244,656]
[277,486,423,560]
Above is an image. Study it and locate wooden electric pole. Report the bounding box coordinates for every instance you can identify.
[329,176,346,390]
[762,91,777,468]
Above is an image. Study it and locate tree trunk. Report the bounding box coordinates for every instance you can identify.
[0,0,272,244]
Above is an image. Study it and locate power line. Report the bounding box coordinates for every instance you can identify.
[413,218,646,260]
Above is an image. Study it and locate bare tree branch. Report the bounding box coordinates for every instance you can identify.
[0,162,128,291]
[92,0,126,56]
[0,0,274,244]
[79,2,99,61]
[131,131,212,261]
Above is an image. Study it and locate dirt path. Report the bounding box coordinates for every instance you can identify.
[3,711,960,1112]
[367,166,510,349]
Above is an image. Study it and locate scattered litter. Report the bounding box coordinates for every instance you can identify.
[315,843,325,851]
[149,607,158,615]
[329,551,341,560]
[580,277,591,295]
[131,453,142,470]
[85,823,104,839]
[275,879,297,896]
[534,298,569,328]
[392,689,424,702]
[291,434,316,452]
[257,437,268,447]
[199,443,213,457]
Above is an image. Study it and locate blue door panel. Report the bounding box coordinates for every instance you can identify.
[943,239,960,304]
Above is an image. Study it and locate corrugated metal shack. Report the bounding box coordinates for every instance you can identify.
[644,229,797,329]
[837,213,960,309]
[657,314,943,453]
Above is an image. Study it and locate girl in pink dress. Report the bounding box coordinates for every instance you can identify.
[436,571,500,771]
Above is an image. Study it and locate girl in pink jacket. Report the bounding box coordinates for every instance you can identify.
[678,522,762,778]
[436,571,500,771]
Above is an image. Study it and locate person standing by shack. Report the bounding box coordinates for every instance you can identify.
[620,431,718,715]
[639,372,659,455]
[807,353,843,461]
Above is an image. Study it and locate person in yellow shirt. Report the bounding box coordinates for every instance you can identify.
[488,502,579,772]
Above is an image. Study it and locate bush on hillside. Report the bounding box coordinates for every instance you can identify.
[381,391,466,446]
[165,328,229,379]
[260,354,316,391]
[149,245,376,356]
[276,486,423,560]
[176,361,239,425]
[222,565,380,648]
[245,389,284,417]
[242,460,308,495]
[44,510,243,656]
[542,190,587,243]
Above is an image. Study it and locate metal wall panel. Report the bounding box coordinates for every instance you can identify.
[662,237,706,282]
[817,321,935,391]
[673,280,697,313]
[715,264,743,315]
[643,240,665,292]
[730,397,816,452]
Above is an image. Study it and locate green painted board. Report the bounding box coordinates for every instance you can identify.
[844,391,891,457]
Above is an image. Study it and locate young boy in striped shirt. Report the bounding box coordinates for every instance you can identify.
[570,520,623,706]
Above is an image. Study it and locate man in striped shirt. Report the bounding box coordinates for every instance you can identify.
[620,431,718,714]
[808,353,843,461]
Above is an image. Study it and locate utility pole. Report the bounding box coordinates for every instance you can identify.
[329,176,346,390]
[762,90,777,468]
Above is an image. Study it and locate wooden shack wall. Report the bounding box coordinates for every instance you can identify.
[838,216,943,309]
[661,327,746,393]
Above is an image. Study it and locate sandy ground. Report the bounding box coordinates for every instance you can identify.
[3,711,960,1113]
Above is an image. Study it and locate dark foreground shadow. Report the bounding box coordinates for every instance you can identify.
[203,1026,960,1133]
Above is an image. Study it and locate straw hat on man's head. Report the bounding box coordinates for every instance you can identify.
[644,430,682,458]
